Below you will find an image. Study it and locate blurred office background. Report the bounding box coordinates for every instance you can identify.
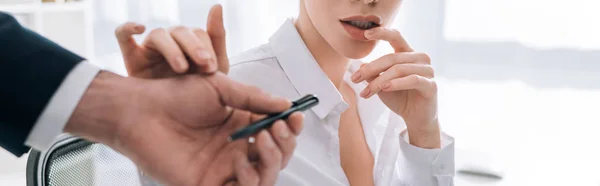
[1,0,599,185]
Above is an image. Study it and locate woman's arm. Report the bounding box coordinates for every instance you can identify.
[348,27,455,185]
[388,114,455,186]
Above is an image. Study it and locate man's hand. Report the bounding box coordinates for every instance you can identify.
[115,4,229,76]
[350,27,441,149]
[64,71,303,186]
[107,4,302,185]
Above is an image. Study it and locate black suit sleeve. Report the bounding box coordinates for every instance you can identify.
[0,12,85,157]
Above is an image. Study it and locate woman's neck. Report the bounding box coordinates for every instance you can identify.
[295,6,350,89]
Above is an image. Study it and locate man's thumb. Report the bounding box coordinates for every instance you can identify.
[207,4,230,74]
[210,73,291,114]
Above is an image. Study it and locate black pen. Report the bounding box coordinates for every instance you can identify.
[228,94,319,141]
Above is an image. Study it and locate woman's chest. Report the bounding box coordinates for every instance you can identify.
[279,99,392,185]
[338,83,376,185]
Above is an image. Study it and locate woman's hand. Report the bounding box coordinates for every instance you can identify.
[115,4,229,77]
[350,27,441,149]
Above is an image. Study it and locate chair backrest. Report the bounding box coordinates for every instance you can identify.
[26,134,162,186]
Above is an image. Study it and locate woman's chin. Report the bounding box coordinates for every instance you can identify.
[340,41,377,59]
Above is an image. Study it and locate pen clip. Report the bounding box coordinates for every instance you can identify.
[292,94,317,107]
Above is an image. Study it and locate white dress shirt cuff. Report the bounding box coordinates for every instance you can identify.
[25,61,100,152]
[395,130,455,186]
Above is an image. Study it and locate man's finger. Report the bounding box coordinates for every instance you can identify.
[286,112,304,135]
[256,112,304,168]
[199,138,248,186]
[169,26,216,73]
[234,151,260,186]
[198,150,235,186]
[207,4,230,74]
[255,131,282,186]
[192,29,218,73]
[269,120,297,169]
[115,22,145,56]
[245,113,304,168]
[365,27,414,53]
[210,73,291,114]
[144,28,189,73]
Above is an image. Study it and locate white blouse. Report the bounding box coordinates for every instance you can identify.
[228,19,455,186]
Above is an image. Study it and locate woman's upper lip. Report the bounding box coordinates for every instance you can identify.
[340,15,382,24]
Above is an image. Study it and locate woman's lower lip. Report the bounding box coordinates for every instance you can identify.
[341,22,370,41]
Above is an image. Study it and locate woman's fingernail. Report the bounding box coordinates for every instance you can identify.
[381,82,391,90]
[351,72,362,82]
[360,88,371,98]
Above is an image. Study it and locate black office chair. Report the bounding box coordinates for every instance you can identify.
[26,134,161,186]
